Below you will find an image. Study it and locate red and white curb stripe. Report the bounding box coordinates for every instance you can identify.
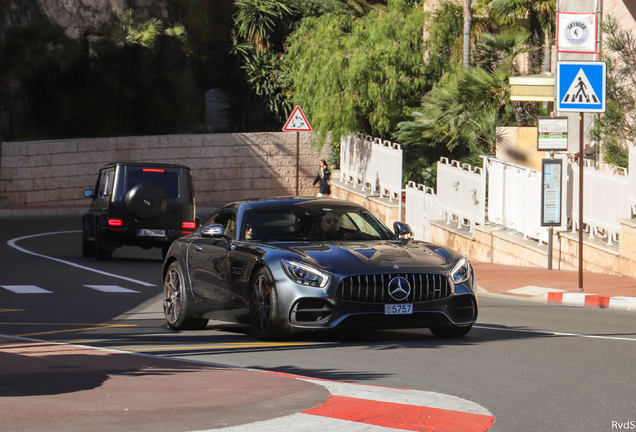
[203,378,495,432]
[542,292,636,311]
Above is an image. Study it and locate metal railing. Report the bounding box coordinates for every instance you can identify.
[630,145,636,216]
[485,157,549,244]
[572,160,630,244]
[405,182,444,241]
[436,158,486,232]
[339,134,403,201]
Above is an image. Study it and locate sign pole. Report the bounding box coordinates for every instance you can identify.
[548,151,554,270]
[281,105,312,197]
[296,132,299,196]
[578,112,584,291]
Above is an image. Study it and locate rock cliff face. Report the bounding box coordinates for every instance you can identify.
[1,0,168,41]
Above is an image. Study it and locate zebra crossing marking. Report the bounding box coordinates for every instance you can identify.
[83,285,140,293]
[1,285,140,294]
[1,285,53,294]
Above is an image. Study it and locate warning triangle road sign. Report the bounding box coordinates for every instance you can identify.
[560,69,599,104]
[282,105,312,132]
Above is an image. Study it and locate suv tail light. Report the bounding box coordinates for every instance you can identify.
[182,222,197,229]
[142,168,165,173]
[108,219,123,226]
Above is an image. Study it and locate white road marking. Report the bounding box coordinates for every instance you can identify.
[84,285,140,293]
[7,231,155,287]
[201,413,401,432]
[508,286,567,296]
[475,325,636,342]
[301,379,492,416]
[1,285,53,294]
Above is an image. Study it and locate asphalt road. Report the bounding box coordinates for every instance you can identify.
[2,215,636,432]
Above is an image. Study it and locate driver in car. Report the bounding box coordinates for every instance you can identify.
[317,212,342,239]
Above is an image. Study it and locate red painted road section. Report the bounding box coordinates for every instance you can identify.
[304,395,495,432]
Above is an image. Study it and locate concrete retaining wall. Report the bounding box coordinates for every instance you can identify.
[429,219,636,280]
[0,132,330,206]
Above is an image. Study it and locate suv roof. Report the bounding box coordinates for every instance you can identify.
[100,162,191,170]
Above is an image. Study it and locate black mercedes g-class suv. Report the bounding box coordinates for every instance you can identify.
[82,162,197,260]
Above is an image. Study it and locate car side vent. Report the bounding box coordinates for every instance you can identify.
[336,274,450,304]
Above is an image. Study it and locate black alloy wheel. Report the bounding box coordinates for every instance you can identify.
[163,262,208,330]
[250,268,282,341]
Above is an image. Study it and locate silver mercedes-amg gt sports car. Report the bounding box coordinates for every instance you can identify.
[162,197,477,340]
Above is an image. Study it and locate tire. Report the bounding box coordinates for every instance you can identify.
[163,262,208,330]
[161,244,171,261]
[250,267,283,341]
[82,223,95,258]
[94,223,113,261]
[125,182,167,220]
[430,325,472,338]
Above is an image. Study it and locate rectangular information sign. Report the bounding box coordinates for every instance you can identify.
[537,117,568,151]
[541,159,563,226]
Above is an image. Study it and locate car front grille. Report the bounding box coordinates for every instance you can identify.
[336,273,451,304]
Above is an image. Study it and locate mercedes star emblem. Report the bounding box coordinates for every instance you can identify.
[388,276,411,302]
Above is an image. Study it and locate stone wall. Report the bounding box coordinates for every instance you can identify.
[0,132,330,206]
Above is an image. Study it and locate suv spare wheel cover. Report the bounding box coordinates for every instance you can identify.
[125,182,168,220]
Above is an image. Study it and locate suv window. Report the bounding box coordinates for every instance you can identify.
[97,170,114,199]
[126,168,180,199]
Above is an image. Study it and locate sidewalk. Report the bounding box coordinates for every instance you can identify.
[473,262,636,311]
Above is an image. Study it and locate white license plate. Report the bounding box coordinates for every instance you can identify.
[384,304,413,315]
[139,229,166,237]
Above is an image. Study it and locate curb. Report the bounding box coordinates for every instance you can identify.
[542,292,636,311]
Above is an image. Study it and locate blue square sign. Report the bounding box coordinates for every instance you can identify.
[556,61,606,113]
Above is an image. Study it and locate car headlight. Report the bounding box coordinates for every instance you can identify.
[451,258,471,285]
[281,260,329,288]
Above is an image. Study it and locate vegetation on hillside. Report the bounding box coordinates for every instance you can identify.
[1,0,634,184]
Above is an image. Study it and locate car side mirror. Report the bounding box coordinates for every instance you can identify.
[393,222,412,237]
[201,224,225,238]
[83,189,94,198]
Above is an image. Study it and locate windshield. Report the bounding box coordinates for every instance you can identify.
[241,203,395,242]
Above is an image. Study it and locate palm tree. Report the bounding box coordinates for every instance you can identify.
[233,0,296,53]
[463,0,472,69]
[396,30,531,187]
[488,0,555,74]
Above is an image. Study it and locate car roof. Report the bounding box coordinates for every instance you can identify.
[99,162,191,170]
[234,197,363,210]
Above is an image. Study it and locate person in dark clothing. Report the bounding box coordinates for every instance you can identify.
[313,159,331,197]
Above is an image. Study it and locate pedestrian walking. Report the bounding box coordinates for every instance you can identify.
[313,159,331,198]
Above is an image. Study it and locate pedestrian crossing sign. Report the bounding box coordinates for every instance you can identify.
[556,61,606,112]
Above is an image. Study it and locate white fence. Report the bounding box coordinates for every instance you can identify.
[630,145,636,215]
[485,158,549,244]
[339,135,635,245]
[339,134,403,201]
[405,182,444,241]
[436,158,486,231]
[572,161,631,244]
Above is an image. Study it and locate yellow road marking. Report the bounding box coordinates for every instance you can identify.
[119,342,316,351]
[14,324,136,338]
[1,322,137,326]
[0,309,25,313]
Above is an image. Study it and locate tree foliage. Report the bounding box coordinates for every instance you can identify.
[395,29,527,187]
[589,15,636,168]
[286,0,426,148]
[1,12,197,140]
